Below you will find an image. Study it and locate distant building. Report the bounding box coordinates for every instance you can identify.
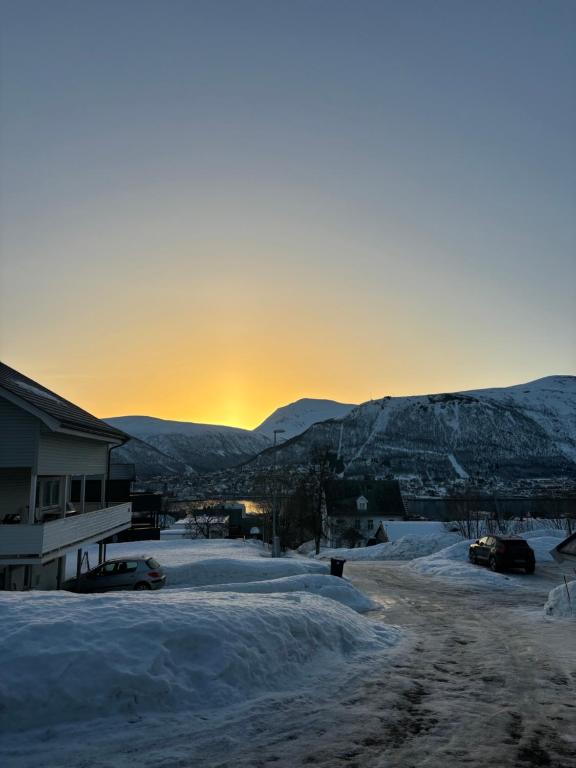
[324,478,406,547]
[0,362,132,590]
[107,462,163,541]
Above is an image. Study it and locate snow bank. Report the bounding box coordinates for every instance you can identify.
[189,574,375,612]
[0,589,400,733]
[166,556,327,587]
[382,521,446,539]
[408,535,562,588]
[544,580,576,618]
[525,537,561,563]
[66,538,328,587]
[317,532,460,562]
[408,540,522,588]
[520,527,566,540]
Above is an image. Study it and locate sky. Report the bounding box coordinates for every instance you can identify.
[1,0,575,429]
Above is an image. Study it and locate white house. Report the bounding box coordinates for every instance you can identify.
[0,362,132,590]
[323,479,406,548]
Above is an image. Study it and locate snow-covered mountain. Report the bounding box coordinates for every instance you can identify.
[105,416,271,474]
[254,398,356,440]
[253,377,576,482]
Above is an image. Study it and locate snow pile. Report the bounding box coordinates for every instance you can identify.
[0,589,399,733]
[408,540,520,588]
[524,537,561,563]
[188,574,375,612]
[66,538,329,587]
[520,527,567,540]
[408,535,560,588]
[166,556,327,587]
[544,580,576,618]
[317,532,460,562]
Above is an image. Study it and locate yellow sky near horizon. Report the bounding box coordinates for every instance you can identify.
[3,347,568,431]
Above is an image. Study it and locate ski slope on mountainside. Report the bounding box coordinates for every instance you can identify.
[256,376,576,481]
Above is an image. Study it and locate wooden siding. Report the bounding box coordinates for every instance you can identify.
[37,432,108,475]
[0,397,39,467]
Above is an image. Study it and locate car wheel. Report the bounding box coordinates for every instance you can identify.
[525,564,535,575]
[489,556,500,572]
[134,582,151,590]
[469,552,477,565]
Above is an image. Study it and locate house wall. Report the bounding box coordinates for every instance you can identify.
[0,565,27,590]
[0,467,31,518]
[31,558,61,589]
[37,431,108,475]
[0,397,39,467]
[328,514,397,546]
[0,558,63,590]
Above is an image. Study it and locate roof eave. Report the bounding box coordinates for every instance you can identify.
[0,388,129,445]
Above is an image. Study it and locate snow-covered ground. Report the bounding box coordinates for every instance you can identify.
[2,529,574,767]
[3,558,573,768]
[65,538,328,585]
[544,579,576,618]
[2,538,400,753]
[408,529,566,589]
[0,587,394,734]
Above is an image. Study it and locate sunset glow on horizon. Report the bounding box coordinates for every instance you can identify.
[1,1,574,430]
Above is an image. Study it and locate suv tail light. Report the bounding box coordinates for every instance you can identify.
[148,571,162,578]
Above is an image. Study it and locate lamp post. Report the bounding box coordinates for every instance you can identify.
[272,428,285,557]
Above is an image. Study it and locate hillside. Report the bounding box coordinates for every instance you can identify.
[106,416,271,474]
[110,436,193,480]
[252,377,576,482]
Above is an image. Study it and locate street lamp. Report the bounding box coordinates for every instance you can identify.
[272,429,285,557]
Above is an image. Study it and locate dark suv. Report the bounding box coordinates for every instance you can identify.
[468,536,535,574]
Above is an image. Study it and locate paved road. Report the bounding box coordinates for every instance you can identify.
[4,563,575,768]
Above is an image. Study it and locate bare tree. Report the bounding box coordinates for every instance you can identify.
[184,506,226,539]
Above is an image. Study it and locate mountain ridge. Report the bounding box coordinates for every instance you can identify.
[252,376,576,482]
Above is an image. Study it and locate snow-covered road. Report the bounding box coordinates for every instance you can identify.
[2,563,574,768]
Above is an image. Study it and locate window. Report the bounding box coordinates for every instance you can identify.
[117,561,138,574]
[367,519,374,530]
[37,478,60,509]
[354,519,361,529]
[95,563,117,576]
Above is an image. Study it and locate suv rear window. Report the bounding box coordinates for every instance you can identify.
[146,558,161,569]
[505,540,529,549]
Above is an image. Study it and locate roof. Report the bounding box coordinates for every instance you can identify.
[324,479,405,517]
[553,531,576,558]
[0,362,129,443]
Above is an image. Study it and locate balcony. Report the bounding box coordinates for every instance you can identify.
[0,503,132,564]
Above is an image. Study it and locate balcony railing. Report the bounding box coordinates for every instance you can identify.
[0,503,132,563]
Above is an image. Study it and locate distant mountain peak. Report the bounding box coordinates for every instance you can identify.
[254,398,356,440]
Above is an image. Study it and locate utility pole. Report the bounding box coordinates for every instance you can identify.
[272,428,285,557]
